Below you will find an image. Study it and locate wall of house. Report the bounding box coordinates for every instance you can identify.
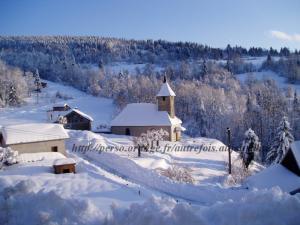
[111,126,173,141]
[7,139,67,155]
[171,124,182,141]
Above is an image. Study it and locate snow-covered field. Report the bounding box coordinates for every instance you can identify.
[237,70,300,93]
[0,79,299,225]
[0,80,115,129]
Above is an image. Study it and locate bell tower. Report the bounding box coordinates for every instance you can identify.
[156,76,176,118]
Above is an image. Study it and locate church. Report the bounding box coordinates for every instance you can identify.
[110,77,185,141]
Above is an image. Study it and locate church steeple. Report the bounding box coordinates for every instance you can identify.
[156,76,176,118]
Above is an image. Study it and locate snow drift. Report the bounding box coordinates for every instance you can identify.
[0,180,299,225]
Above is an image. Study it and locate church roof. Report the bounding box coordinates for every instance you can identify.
[110,103,182,126]
[156,81,176,97]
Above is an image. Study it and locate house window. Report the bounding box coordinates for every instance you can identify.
[162,97,166,101]
[125,128,131,135]
[51,146,58,152]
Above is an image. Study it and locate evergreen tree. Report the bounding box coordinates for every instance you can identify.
[7,84,20,106]
[34,69,42,93]
[293,90,299,111]
[240,128,261,168]
[201,58,208,78]
[266,116,294,164]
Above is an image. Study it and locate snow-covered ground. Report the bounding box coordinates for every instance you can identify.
[237,70,300,93]
[0,79,299,224]
[0,80,115,129]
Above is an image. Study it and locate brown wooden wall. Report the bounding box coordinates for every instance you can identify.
[64,111,92,130]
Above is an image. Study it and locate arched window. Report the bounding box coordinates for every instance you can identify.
[162,97,166,101]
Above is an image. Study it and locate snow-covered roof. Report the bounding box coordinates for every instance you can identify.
[290,141,300,167]
[247,164,300,192]
[156,82,176,97]
[53,158,76,166]
[17,152,66,163]
[2,123,69,145]
[111,103,182,126]
[65,109,94,121]
[53,103,70,108]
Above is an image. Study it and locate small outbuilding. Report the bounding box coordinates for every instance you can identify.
[53,158,76,174]
[1,123,69,155]
[63,109,93,131]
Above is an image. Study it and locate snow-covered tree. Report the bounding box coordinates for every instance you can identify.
[201,58,208,78]
[34,69,42,92]
[7,84,20,106]
[266,116,294,164]
[240,128,261,168]
[133,129,169,157]
[0,147,18,169]
[160,164,194,184]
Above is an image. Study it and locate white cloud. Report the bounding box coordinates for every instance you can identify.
[270,30,300,42]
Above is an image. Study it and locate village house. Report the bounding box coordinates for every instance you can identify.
[247,140,300,194]
[63,109,93,131]
[111,77,185,141]
[0,123,69,155]
[281,142,300,176]
[47,104,93,131]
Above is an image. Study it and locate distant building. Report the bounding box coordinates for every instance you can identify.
[111,77,185,141]
[64,109,93,131]
[47,104,93,131]
[0,123,69,155]
[52,103,71,112]
[47,103,71,122]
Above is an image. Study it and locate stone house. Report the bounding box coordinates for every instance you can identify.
[111,77,185,141]
[0,123,69,155]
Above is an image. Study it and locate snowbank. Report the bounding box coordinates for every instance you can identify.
[1,180,299,225]
[0,180,104,225]
[110,188,300,225]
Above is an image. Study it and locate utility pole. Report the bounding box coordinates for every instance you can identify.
[227,127,232,174]
[34,69,41,104]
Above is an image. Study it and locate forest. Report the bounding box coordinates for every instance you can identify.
[1,36,300,162]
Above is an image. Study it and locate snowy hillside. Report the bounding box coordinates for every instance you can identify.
[0,80,115,129]
[1,80,299,225]
[237,70,300,92]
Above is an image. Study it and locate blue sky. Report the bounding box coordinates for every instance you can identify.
[0,0,299,50]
